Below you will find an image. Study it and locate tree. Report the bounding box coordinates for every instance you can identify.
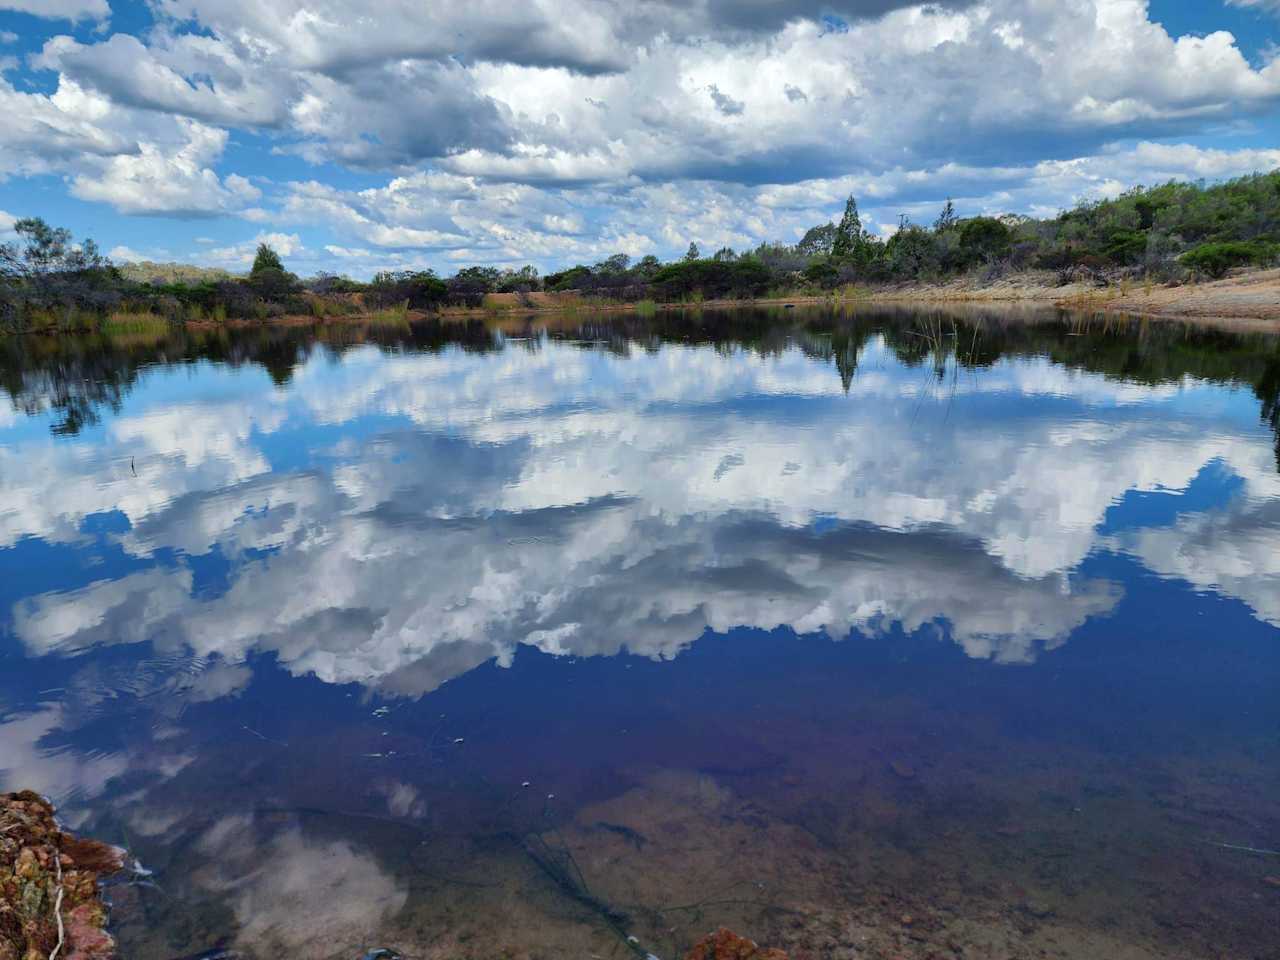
[684,242,700,261]
[447,265,503,305]
[1,218,108,287]
[712,247,737,262]
[885,225,940,278]
[251,243,284,276]
[634,255,662,279]
[596,253,631,274]
[958,217,1012,264]
[933,199,958,233]
[0,218,113,329]
[797,223,837,258]
[369,269,447,309]
[497,264,540,293]
[802,257,839,288]
[246,242,298,303]
[831,196,863,260]
[544,264,592,292]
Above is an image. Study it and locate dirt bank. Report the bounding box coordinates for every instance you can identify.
[432,269,1280,330]
[862,267,1280,329]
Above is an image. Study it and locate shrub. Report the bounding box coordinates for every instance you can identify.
[885,226,941,278]
[958,217,1012,264]
[1181,241,1278,279]
[248,266,300,303]
[802,258,839,289]
[368,270,446,310]
[1103,229,1149,265]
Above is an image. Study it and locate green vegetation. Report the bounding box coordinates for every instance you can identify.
[100,311,169,336]
[1180,240,1278,279]
[2,169,1278,334]
[367,301,410,326]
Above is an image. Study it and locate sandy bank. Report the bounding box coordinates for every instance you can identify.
[862,267,1280,329]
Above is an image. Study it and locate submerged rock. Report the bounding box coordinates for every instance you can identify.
[0,791,125,960]
[685,928,789,960]
[887,759,916,780]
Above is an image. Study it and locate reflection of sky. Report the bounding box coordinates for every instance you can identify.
[2,323,1279,956]
[2,333,1279,697]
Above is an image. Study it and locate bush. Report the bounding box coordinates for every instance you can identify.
[1103,229,1148,265]
[368,270,446,310]
[885,226,940,278]
[802,258,839,289]
[544,265,592,292]
[650,257,773,300]
[958,217,1012,264]
[446,266,502,306]
[306,273,365,296]
[248,266,300,303]
[1181,241,1278,279]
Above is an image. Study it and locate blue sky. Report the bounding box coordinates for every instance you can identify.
[0,0,1277,278]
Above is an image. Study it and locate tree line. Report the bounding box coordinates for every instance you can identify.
[2,169,1278,333]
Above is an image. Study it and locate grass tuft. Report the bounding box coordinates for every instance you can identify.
[367,301,409,326]
[100,311,170,336]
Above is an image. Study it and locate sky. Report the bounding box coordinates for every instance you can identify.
[0,0,1277,279]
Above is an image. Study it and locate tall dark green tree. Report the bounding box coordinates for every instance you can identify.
[933,199,958,233]
[685,242,701,261]
[831,195,863,259]
[247,242,298,301]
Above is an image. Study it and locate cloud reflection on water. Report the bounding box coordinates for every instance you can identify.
[3,329,1277,697]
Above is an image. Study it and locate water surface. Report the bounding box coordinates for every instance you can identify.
[1,306,1278,960]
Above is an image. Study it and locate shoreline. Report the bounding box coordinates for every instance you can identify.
[289,266,1280,331]
[854,266,1280,330]
[9,268,1280,336]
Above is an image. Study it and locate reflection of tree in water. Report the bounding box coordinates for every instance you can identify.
[3,310,1279,468]
[852,308,1280,472]
[1257,354,1280,472]
[793,326,874,393]
[0,319,502,436]
[0,340,135,435]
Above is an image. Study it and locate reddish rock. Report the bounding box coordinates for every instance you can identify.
[1,791,125,960]
[685,928,790,960]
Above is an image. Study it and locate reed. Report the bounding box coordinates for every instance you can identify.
[367,300,410,326]
[100,311,170,336]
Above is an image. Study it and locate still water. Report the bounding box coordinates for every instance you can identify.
[0,306,1278,960]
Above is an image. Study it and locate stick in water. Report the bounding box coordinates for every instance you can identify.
[1203,840,1280,856]
[50,854,65,960]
